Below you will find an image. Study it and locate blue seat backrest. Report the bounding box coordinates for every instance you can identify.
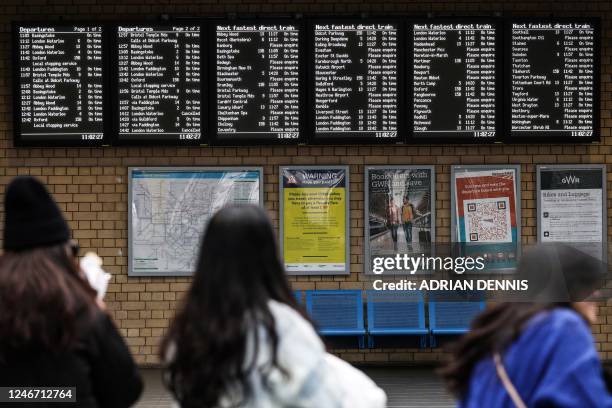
[429,291,485,331]
[305,290,364,331]
[366,290,425,330]
[432,301,483,330]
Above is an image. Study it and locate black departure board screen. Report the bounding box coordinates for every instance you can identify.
[308,20,403,144]
[13,24,107,146]
[408,20,502,142]
[506,19,600,142]
[114,24,203,145]
[211,21,304,145]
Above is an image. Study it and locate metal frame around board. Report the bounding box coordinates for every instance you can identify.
[536,164,607,262]
[363,165,436,275]
[127,166,264,276]
[279,165,351,275]
[450,164,522,272]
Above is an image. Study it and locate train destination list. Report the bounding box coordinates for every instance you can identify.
[509,22,596,139]
[215,23,301,142]
[411,22,499,140]
[116,25,202,142]
[312,22,400,141]
[17,25,105,143]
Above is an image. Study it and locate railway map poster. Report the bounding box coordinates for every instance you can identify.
[129,167,263,276]
[365,166,435,274]
[538,165,606,261]
[452,166,520,272]
[280,166,349,275]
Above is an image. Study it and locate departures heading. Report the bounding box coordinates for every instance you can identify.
[11,17,600,146]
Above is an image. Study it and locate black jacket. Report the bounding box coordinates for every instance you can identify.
[0,311,143,408]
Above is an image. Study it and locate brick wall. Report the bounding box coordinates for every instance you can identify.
[0,0,610,365]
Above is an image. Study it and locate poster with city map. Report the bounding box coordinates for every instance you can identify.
[128,167,263,276]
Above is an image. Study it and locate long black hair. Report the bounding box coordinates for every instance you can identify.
[161,205,302,407]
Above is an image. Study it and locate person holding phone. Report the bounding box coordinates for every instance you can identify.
[0,177,143,408]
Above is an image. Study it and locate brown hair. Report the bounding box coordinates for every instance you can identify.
[439,302,573,396]
[0,243,97,357]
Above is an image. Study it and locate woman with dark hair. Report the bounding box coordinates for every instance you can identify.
[161,205,386,408]
[0,177,143,407]
[441,244,612,407]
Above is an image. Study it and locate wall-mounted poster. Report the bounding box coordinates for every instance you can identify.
[451,165,521,272]
[280,166,349,275]
[364,166,435,274]
[128,167,263,276]
[537,165,607,261]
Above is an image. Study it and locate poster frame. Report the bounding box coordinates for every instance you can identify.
[536,164,607,262]
[363,165,436,275]
[128,166,264,277]
[450,164,522,273]
[279,165,350,275]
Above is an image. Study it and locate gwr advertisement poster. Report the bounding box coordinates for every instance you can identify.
[280,167,349,275]
[365,167,434,274]
[453,167,519,271]
[539,166,606,261]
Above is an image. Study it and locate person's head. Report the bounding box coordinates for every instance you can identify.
[389,197,395,205]
[440,243,605,397]
[161,205,301,407]
[403,196,408,205]
[0,177,96,357]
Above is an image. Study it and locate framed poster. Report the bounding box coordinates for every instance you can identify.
[279,166,350,275]
[451,165,521,272]
[537,164,607,261]
[128,167,263,276]
[364,166,435,274]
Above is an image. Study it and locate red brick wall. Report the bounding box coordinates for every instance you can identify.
[0,0,610,365]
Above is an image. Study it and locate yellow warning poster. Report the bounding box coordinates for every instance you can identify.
[281,167,349,274]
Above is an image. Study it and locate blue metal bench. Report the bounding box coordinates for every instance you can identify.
[305,290,366,348]
[366,290,428,348]
[294,290,303,304]
[428,291,486,347]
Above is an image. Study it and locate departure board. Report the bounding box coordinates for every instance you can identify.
[13,24,107,146]
[506,19,600,142]
[211,21,304,145]
[114,24,203,145]
[309,21,402,144]
[408,20,502,142]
